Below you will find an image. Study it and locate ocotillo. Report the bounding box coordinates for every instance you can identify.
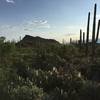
[86,12,90,55]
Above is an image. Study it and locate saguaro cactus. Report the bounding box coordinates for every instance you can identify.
[92,3,97,59]
[83,32,85,44]
[80,29,82,50]
[70,38,72,44]
[86,12,90,55]
[95,20,100,42]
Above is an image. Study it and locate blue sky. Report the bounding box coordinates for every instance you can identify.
[0,0,100,42]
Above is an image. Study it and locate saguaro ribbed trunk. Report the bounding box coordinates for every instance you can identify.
[92,3,97,60]
[80,29,82,50]
[83,32,85,44]
[70,38,72,44]
[96,20,100,42]
[86,12,90,55]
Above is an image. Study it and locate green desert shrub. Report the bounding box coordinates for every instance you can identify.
[10,85,44,100]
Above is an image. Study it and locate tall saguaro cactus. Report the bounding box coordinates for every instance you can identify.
[95,20,100,42]
[70,38,72,44]
[80,29,82,50]
[86,12,90,55]
[81,4,100,58]
[92,3,97,59]
[83,32,85,44]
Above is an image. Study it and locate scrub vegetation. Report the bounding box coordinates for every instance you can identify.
[1,3,100,100]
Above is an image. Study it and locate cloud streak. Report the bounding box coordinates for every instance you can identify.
[31,20,50,28]
[0,19,51,41]
[24,19,51,31]
[6,0,15,4]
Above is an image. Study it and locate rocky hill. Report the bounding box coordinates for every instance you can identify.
[17,35,60,48]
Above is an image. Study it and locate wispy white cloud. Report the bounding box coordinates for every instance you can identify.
[31,20,50,28]
[24,19,51,31]
[0,19,51,41]
[6,0,15,4]
[0,19,51,34]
